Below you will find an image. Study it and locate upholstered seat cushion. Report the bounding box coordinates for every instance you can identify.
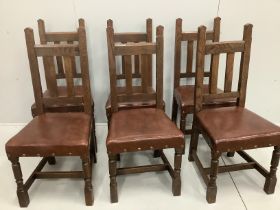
[6,113,91,157]
[174,85,235,112]
[106,108,185,154]
[197,106,280,152]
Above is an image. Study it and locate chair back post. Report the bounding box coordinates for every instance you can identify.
[146,18,153,86]
[156,26,164,109]
[209,17,221,94]
[194,26,207,113]
[25,28,44,115]
[79,18,85,27]
[78,26,92,115]
[174,18,182,89]
[195,24,253,113]
[106,26,118,113]
[237,24,253,107]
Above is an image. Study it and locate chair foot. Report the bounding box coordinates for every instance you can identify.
[172,149,183,196]
[226,152,235,157]
[109,154,118,203]
[9,157,30,207]
[82,157,93,206]
[206,186,217,203]
[264,146,280,194]
[116,154,120,161]
[188,124,199,162]
[47,157,56,165]
[264,177,277,194]
[206,152,220,204]
[153,150,161,158]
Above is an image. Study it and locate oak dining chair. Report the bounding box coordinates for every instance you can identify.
[106,25,185,203]
[5,26,94,207]
[31,19,97,160]
[189,23,280,203]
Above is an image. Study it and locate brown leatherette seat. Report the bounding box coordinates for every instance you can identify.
[106,108,185,154]
[6,112,91,157]
[197,107,280,152]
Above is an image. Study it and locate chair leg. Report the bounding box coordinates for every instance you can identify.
[264,146,280,194]
[188,124,199,161]
[47,156,56,165]
[180,111,187,133]
[108,154,118,203]
[172,148,183,196]
[206,152,220,204]
[172,97,178,123]
[81,156,93,206]
[227,152,235,157]
[92,115,97,153]
[153,150,161,158]
[9,157,30,207]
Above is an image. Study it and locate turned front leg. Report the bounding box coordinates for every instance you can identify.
[206,152,220,203]
[81,156,93,206]
[9,157,30,207]
[108,154,118,203]
[172,148,183,196]
[264,146,280,194]
[172,97,178,123]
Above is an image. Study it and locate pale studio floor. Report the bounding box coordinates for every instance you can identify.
[0,124,280,210]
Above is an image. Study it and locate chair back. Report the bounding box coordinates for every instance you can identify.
[107,19,153,86]
[24,26,92,115]
[174,17,221,88]
[106,25,164,112]
[194,24,253,112]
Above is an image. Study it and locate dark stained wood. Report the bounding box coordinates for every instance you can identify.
[172,17,223,138]
[181,31,214,41]
[186,40,194,74]
[173,18,182,89]
[238,24,253,107]
[63,56,75,97]
[25,28,44,115]
[117,164,168,175]
[106,26,118,112]
[224,53,235,92]
[114,42,156,55]
[34,171,84,179]
[35,44,79,56]
[206,41,245,54]
[43,56,58,96]
[203,91,240,103]
[114,32,147,43]
[187,23,280,205]
[124,55,133,94]
[140,54,149,93]
[11,24,95,207]
[78,26,92,115]
[156,26,164,109]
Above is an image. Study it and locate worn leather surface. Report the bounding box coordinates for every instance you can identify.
[197,106,280,151]
[6,113,91,157]
[106,108,185,154]
[174,85,235,112]
[105,86,157,112]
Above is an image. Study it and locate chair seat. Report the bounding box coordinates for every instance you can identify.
[174,85,235,112]
[106,108,185,154]
[6,113,91,157]
[105,86,157,111]
[197,106,280,152]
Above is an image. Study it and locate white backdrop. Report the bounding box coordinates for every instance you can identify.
[0,0,279,124]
